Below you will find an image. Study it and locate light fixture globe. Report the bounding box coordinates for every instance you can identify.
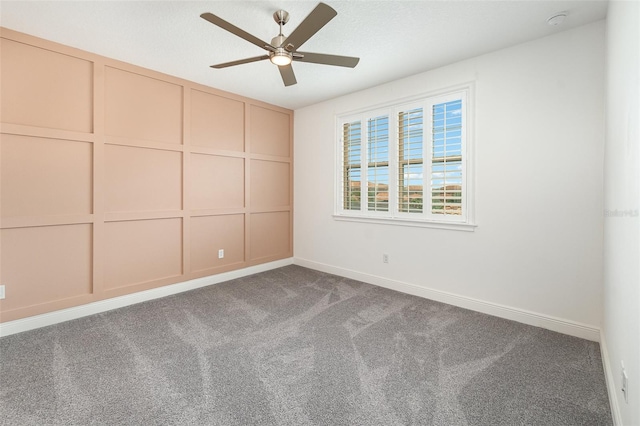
[269,48,292,66]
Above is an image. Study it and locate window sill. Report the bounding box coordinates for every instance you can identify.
[332,214,477,232]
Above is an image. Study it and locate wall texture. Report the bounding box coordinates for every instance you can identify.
[294,22,605,334]
[0,28,293,322]
[603,1,640,423]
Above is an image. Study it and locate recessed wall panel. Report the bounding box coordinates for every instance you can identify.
[1,134,92,217]
[191,154,244,210]
[250,105,290,157]
[251,160,290,208]
[105,145,182,213]
[0,225,92,311]
[0,38,93,132]
[105,67,182,144]
[250,211,290,260]
[0,28,294,323]
[104,218,182,290]
[191,214,244,272]
[191,90,244,151]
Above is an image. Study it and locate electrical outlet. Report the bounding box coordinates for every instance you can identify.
[0,285,5,300]
[383,253,389,263]
[621,362,629,403]
[218,249,224,259]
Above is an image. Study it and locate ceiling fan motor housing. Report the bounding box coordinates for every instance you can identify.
[271,34,287,48]
[269,35,293,65]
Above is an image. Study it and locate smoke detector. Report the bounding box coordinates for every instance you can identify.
[547,12,568,26]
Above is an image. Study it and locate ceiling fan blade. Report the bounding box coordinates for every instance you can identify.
[211,55,269,69]
[294,52,360,68]
[281,3,337,50]
[278,64,297,86]
[201,12,273,51]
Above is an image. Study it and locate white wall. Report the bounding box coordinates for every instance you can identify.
[603,1,640,424]
[294,22,605,334]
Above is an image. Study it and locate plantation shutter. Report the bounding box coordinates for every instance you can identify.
[398,108,424,213]
[431,99,463,215]
[336,88,470,226]
[342,121,362,210]
[366,115,390,212]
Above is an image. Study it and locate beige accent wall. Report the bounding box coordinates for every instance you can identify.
[0,28,293,322]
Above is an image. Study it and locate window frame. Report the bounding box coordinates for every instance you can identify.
[334,84,476,231]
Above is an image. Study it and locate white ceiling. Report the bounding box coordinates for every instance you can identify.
[0,1,607,110]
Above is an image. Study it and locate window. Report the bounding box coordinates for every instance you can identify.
[336,87,474,230]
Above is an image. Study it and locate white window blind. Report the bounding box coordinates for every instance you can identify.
[342,120,362,210]
[398,107,424,213]
[366,115,390,212]
[431,99,463,215]
[337,86,473,229]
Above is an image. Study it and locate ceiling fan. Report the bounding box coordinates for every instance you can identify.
[200,2,360,87]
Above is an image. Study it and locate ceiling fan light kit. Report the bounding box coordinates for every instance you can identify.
[270,50,293,66]
[200,2,360,86]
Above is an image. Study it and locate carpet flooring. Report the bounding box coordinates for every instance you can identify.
[0,265,612,425]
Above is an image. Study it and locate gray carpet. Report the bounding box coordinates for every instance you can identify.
[0,265,612,425]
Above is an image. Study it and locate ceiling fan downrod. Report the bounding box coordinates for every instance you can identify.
[270,10,293,65]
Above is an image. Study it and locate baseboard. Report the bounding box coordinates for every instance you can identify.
[600,331,623,425]
[2,256,600,343]
[294,257,601,342]
[0,258,294,338]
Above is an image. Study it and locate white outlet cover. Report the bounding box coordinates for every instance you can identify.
[0,285,5,300]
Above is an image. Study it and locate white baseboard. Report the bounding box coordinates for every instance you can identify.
[600,331,622,425]
[0,258,294,338]
[294,257,601,342]
[2,256,601,343]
